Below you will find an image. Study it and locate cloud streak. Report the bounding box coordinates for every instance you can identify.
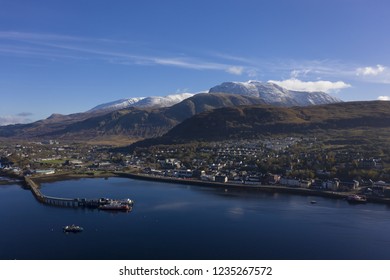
[0,31,246,75]
[2,31,390,85]
[356,65,386,76]
[268,78,351,93]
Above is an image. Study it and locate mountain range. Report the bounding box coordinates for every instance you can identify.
[0,80,343,142]
[89,80,342,113]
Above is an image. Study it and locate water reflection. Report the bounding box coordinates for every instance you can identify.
[153,201,193,211]
[2,178,390,260]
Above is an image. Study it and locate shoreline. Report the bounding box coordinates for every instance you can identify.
[5,170,390,205]
[116,172,390,205]
[115,172,351,200]
[118,172,390,205]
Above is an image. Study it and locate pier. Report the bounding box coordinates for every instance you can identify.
[24,176,133,209]
[25,176,82,207]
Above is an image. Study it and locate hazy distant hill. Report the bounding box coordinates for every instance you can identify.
[0,110,107,138]
[131,101,390,147]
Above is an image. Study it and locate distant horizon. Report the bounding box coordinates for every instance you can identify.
[1,0,390,125]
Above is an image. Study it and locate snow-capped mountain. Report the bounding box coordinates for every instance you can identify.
[90,80,341,113]
[209,80,342,106]
[133,93,195,108]
[89,93,194,112]
[89,97,146,112]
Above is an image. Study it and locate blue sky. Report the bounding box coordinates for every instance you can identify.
[1,0,390,125]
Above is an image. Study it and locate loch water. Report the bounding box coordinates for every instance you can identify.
[1,177,390,260]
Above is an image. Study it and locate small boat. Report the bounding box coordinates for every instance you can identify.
[310,200,317,204]
[118,199,134,206]
[346,194,367,204]
[99,202,131,211]
[63,224,83,233]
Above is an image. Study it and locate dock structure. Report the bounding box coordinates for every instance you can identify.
[24,176,132,209]
[24,176,82,207]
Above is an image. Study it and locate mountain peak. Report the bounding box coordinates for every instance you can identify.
[209,80,342,106]
[89,97,146,112]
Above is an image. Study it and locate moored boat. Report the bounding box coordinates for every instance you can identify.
[99,202,131,211]
[346,194,367,204]
[119,198,134,206]
[63,224,84,233]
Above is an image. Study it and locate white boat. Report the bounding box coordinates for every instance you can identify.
[346,194,367,204]
[99,202,131,211]
[63,224,83,233]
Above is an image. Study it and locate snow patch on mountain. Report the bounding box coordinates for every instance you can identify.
[89,93,195,112]
[134,93,195,108]
[89,97,146,112]
[209,80,342,106]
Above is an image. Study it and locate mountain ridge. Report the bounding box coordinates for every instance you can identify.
[130,100,390,148]
[89,93,196,112]
[88,80,341,113]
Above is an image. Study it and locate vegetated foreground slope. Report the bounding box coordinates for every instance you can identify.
[132,101,390,147]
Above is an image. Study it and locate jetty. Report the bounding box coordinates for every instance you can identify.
[24,176,133,210]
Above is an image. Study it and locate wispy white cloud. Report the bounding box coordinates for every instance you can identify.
[377,96,390,101]
[152,57,232,71]
[3,31,390,86]
[0,113,33,126]
[290,69,312,79]
[0,31,247,75]
[226,66,244,75]
[268,78,351,93]
[356,64,386,76]
[0,31,125,44]
[353,64,390,84]
[246,68,258,78]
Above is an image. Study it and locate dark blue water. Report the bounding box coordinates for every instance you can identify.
[1,177,390,260]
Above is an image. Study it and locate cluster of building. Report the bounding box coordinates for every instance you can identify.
[0,140,126,176]
[1,136,390,197]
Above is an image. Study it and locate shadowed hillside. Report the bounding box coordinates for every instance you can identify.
[131,101,390,147]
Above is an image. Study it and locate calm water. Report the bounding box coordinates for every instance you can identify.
[1,177,390,260]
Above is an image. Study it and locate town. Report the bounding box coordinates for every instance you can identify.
[1,137,390,199]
